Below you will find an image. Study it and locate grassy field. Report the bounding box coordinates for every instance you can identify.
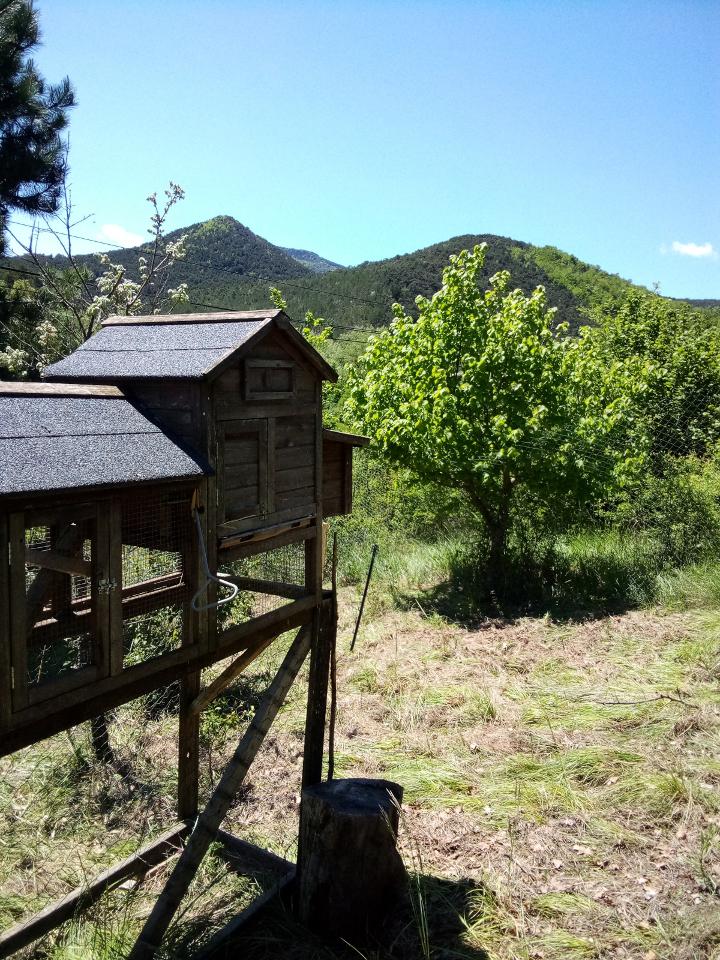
[1,548,720,958]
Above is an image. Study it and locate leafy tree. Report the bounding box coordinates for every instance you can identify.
[1,183,189,377]
[345,245,634,584]
[0,0,74,253]
[581,292,720,468]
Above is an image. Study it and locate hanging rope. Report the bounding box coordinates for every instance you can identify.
[190,508,239,612]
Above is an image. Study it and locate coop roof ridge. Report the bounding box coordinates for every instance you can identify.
[42,309,338,383]
[101,309,285,326]
[0,381,125,398]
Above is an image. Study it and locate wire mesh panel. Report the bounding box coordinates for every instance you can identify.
[12,505,100,708]
[120,490,194,668]
[217,539,307,633]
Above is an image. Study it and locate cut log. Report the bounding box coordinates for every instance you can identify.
[297,778,406,940]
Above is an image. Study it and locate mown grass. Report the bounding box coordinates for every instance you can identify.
[3,526,720,958]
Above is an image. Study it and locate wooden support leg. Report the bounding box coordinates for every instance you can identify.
[128,623,313,960]
[178,668,201,821]
[302,601,334,789]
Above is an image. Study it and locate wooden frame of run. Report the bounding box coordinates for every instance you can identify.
[0,594,335,960]
[0,522,335,960]
[0,311,363,956]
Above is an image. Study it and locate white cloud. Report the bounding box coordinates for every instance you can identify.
[670,240,717,259]
[97,223,144,248]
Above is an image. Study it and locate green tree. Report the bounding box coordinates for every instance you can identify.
[0,0,74,253]
[581,292,720,468]
[345,245,634,584]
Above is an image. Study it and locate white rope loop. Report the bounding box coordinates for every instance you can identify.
[190,508,239,612]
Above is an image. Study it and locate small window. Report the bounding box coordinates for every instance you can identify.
[244,360,295,401]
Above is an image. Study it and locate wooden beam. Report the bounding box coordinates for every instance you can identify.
[24,548,91,577]
[217,593,316,651]
[23,521,85,634]
[0,515,10,730]
[9,512,28,711]
[322,428,370,447]
[108,499,125,676]
[128,624,313,960]
[178,669,201,820]
[27,581,187,651]
[220,523,316,562]
[225,575,307,600]
[189,632,279,717]
[302,601,334,788]
[0,822,189,959]
[1,597,318,757]
[215,830,294,878]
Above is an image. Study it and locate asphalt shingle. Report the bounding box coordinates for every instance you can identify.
[43,319,271,380]
[0,395,208,496]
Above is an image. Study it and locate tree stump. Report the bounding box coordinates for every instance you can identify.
[297,778,406,940]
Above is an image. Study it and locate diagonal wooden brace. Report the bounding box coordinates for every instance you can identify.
[189,630,279,717]
[128,621,313,960]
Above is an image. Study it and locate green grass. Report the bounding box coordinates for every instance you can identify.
[530,892,598,918]
[4,511,720,958]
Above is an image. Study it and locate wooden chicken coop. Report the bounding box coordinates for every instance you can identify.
[0,309,368,957]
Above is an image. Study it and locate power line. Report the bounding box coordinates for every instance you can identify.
[7,218,130,250]
[181,298,374,346]
[6,217,394,313]
[0,263,40,278]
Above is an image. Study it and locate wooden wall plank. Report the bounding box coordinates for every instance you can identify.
[8,512,27,712]
[0,514,11,730]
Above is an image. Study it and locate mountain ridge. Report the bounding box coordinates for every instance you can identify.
[11,215,719,330]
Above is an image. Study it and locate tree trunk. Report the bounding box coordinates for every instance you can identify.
[297,778,406,941]
[487,520,509,595]
[467,482,513,598]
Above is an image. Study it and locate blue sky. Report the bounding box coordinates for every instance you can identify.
[11,0,720,298]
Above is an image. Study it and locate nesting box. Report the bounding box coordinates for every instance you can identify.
[0,311,367,756]
[44,310,363,539]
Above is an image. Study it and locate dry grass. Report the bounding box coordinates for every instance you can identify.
[1,593,720,958]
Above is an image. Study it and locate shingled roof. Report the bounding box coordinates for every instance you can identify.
[42,310,337,382]
[0,383,209,497]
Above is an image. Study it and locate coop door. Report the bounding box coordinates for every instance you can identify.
[8,503,109,711]
[272,415,317,518]
[218,419,269,531]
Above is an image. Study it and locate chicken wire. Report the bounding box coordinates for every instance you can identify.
[217,539,307,632]
[120,492,193,667]
[24,518,96,690]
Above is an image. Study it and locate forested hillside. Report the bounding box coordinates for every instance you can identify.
[10,214,718,331]
[165,223,640,330]
[281,247,342,274]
